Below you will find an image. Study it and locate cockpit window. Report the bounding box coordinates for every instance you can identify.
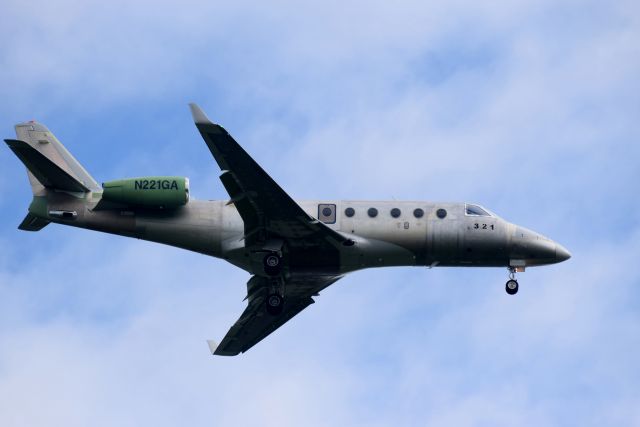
[465,204,491,217]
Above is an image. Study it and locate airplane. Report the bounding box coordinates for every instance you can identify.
[4,104,571,356]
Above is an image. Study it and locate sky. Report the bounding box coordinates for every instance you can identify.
[0,0,639,425]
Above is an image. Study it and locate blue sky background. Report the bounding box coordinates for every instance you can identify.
[1,1,639,425]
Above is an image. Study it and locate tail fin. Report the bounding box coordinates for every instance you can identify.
[5,121,100,194]
[5,121,100,232]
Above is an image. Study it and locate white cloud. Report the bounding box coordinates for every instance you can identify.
[0,225,638,426]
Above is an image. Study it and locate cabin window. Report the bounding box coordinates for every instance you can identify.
[436,208,447,219]
[390,208,401,218]
[368,207,378,218]
[318,204,336,224]
[413,208,424,218]
[465,204,491,217]
[345,207,355,217]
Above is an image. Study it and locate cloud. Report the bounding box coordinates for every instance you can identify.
[1,226,638,426]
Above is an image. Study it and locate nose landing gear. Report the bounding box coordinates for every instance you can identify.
[505,267,519,295]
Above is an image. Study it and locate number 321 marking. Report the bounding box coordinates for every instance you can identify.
[474,223,494,230]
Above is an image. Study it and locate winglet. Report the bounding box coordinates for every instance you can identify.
[206,340,218,355]
[189,103,213,125]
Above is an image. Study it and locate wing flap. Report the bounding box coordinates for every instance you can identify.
[219,170,261,231]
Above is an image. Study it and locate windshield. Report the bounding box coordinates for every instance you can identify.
[465,204,491,217]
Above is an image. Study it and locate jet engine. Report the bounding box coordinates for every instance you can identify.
[101,176,189,208]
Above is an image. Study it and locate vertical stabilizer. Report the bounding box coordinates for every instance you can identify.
[5,120,100,232]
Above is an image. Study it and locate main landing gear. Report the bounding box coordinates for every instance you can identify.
[263,252,282,276]
[505,267,519,295]
[266,293,284,315]
[260,251,286,315]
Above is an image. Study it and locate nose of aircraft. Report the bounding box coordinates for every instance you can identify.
[526,237,571,265]
[510,225,571,266]
[555,243,571,263]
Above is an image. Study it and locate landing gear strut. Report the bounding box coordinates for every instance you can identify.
[505,267,519,295]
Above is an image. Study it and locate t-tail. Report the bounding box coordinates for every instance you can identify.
[4,121,100,231]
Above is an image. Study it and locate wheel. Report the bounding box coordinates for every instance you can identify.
[263,253,281,276]
[266,293,284,315]
[265,254,280,268]
[505,279,519,295]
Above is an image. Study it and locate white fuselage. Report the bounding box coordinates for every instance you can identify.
[129,199,566,275]
[40,193,569,276]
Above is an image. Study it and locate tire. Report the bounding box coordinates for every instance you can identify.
[266,293,284,315]
[263,253,281,276]
[505,279,519,295]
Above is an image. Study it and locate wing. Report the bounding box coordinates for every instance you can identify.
[190,104,351,355]
[210,274,342,356]
[189,103,350,248]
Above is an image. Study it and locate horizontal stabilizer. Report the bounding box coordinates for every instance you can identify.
[4,139,90,192]
[18,212,50,231]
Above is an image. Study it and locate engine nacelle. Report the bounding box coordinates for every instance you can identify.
[101,176,189,208]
